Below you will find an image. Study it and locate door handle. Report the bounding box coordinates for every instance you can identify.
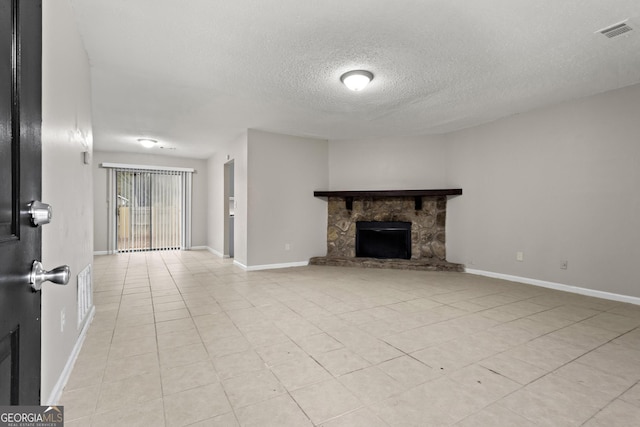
[29,261,70,291]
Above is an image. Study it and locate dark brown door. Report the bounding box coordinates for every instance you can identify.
[0,0,42,405]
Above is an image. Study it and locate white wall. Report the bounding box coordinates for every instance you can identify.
[328,135,447,190]
[207,132,248,264]
[246,129,328,267]
[92,151,208,253]
[206,152,225,256]
[41,0,94,404]
[445,83,640,298]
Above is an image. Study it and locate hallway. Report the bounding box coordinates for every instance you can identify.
[61,250,640,426]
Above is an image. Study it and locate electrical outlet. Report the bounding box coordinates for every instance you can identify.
[516,251,524,262]
[60,308,66,332]
[561,260,568,270]
[285,243,291,251]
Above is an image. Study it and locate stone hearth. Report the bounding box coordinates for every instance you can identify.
[309,256,464,272]
[311,190,464,272]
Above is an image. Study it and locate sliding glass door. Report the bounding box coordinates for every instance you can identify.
[116,170,183,252]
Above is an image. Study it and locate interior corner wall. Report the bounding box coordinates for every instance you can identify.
[328,135,447,190]
[246,129,328,267]
[444,83,640,298]
[41,0,94,404]
[92,151,209,253]
[207,132,248,264]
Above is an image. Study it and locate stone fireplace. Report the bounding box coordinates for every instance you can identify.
[310,189,464,271]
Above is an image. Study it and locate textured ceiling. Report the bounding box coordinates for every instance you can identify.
[69,0,640,158]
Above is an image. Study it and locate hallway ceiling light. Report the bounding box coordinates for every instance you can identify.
[340,70,374,91]
[138,138,157,148]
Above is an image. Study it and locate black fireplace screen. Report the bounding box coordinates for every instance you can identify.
[356,221,411,259]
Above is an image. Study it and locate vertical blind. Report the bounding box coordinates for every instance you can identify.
[102,163,193,253]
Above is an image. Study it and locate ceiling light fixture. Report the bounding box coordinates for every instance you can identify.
[138,138,157,148]
[340,70,374,91]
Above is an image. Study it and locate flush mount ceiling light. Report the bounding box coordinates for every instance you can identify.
[340,70,374,91]
[138,138,157,148]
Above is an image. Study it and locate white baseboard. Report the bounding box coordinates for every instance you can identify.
[191,246,225,258]
[208,247,225,258]
[42,305,96,405]
[233,260,248,269]
[465,268,640,306]
[93,251,110,256]
[234,260,309,271]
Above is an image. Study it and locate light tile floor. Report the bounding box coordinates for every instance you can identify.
[61,250,640,426]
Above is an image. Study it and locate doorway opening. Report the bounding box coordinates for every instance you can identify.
[224,160,235,258]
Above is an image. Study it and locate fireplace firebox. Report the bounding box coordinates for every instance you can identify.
[356,221,411,260]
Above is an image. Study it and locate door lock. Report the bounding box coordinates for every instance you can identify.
[29,261,70,291]
[28,201,52,226]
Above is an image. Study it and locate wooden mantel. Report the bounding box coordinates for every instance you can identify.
[314,189,462,198]
[314,189,462,210]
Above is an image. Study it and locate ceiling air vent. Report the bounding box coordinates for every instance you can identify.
[598,21,633,38]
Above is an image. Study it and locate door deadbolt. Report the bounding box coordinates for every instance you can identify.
[28,201,52,226]
[30,261,70,291]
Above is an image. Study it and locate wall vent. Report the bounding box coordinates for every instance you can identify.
[598,21,633,38]
[77,264,93,329]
